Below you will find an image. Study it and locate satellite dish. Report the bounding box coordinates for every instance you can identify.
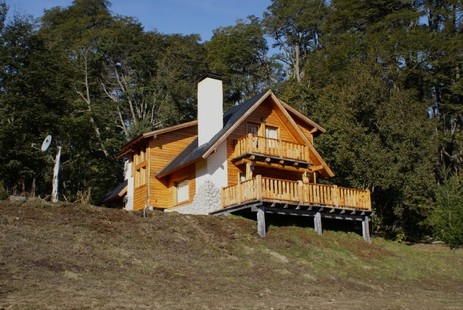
[41,135,52,152]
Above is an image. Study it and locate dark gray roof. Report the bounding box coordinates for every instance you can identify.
[157,91,268,177]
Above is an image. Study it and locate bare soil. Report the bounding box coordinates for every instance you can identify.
[1,201,462,309]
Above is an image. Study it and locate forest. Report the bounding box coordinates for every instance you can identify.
[0,0,462,245]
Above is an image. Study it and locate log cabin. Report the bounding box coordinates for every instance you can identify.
[101,73,372,241]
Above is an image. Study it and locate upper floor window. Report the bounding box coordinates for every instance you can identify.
[134,144,147,187]
[247,123,259,135]
[265,125,278,139]
[265,125,278,148]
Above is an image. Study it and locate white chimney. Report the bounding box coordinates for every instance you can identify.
[197,73,223,146]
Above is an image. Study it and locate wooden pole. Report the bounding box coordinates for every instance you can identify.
[51,146,62,203]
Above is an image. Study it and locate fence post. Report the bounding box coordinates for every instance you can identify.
[221,188,225,208]
[298,180,303,204]
[333,185,339,208]
[256,174,262,200]
[238,181,242,203]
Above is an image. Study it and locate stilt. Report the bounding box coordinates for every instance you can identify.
[362,216,371,243]
[314,212,322,235]
[257,207,266,238]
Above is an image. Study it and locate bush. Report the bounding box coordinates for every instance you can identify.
[0,182,8,200]
[430,174,463,248]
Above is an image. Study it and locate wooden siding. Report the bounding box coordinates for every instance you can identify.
[226,97,318,187]
[132,125,197,210]
[297,122,315,144]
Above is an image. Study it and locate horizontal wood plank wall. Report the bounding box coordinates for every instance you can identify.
[133,184,148,211]
[227,97,303,187]
[141,126,197,210]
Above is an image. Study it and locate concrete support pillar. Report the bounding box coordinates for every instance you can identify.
[257,207,266,238]
[314,212,322,235]
[362,216,371,243]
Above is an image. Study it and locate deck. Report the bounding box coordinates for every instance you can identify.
[217,175,372,242]
[221,175,371,210]
[233,134,310,162]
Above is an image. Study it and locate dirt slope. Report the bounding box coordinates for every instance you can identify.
[1,201,462,309]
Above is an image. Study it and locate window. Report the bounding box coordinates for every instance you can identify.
[134,144,147,187]
[247,123,260,150]
[265,125,278,148]
[176,179,189,203]
[247,123,259,135]
[239,172,246,182]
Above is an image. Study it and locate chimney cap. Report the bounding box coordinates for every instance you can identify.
[199,72,222,83]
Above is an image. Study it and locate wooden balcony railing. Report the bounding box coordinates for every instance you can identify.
[233,134,310,162]
[222,175,371,210]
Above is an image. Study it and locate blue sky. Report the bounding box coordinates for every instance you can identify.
[5,0,272,41]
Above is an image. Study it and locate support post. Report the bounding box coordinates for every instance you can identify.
[257,207,266,238]
[362,216,371,243]
[314,212,322,235]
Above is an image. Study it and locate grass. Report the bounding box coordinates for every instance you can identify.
[1,200,462,309]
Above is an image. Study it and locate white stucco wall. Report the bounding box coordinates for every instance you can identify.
[195,141,228,192]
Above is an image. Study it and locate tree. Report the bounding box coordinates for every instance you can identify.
[263,0,328,82]
[36,0,125,201]
[275,0,438,239]
[206,17,278,107]
[0,10,68,197]
[430,170,463,248]
[420,0,463,177]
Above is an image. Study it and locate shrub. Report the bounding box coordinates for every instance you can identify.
[430,174,463,248]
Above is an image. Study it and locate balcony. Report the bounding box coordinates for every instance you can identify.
[232,134,310,165]
[222,175,371,211]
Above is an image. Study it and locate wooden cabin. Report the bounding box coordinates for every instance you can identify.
[102,73,372,240]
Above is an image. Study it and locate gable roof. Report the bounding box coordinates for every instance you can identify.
[156,90,267,178]
[157,89,334,178]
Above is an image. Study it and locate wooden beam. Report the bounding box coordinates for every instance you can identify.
[257,207,266,238]
[310,165,324,172]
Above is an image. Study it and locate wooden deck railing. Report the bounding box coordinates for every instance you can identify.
[222,175,371,210]
[233,134,310,162]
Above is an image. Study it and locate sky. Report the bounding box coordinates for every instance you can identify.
[5,0,272,41]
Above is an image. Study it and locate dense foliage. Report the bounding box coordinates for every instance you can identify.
[0,0,462,244]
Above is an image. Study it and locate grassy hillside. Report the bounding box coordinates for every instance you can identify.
[1,200,462,309]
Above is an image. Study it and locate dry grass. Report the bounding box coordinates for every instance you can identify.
[1,200,462,309]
